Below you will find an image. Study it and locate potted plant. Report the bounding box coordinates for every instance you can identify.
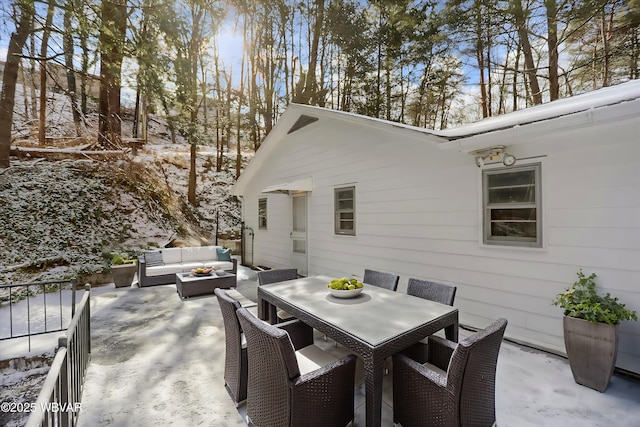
[553,269,637,392]
[111,254,137,288]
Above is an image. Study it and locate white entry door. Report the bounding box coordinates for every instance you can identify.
[291,193,308,276]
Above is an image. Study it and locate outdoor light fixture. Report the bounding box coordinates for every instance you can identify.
[471,146,517,167]
[502,153,517,166]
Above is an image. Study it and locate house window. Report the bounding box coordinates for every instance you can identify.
[483,163,542,247]
[258,198,267,230]
[335,186,355,235]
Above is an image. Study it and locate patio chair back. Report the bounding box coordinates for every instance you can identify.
[363,269,400,291]
[214,288,247,406]
[257,268,298,323]
[407,278,457,306]
[237,306,301,426]
[257,268,298,285]
[450,318,507,426]
[393,317,507,427]
[237,307,357,427]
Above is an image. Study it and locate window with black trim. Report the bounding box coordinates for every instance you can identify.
[483,164,542,247]
[335,186,355,235]
[258,198,267,230]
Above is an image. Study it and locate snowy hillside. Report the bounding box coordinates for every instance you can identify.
[1,88,246,285]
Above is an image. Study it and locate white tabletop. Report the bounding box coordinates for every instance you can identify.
[260,275,457,347]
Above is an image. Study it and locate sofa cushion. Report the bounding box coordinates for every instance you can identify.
[181,261,205,271]
[162,248,183,264]
[144,251,164,267]
[216,247,232,261]
[146,264,183,277]
[182,246,218,262]
[295,345,339,376]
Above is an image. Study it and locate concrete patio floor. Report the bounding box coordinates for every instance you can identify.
[76,266,640,426]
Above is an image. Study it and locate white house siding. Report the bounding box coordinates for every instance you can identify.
[234,96,640,375]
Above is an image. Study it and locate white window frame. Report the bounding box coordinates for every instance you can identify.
[334,186,356,235]
[258,198,267,230]
[482,163,542,247]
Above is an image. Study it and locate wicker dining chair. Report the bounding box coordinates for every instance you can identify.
[393,318,508,427]
[363,269,400,291]
[407,278,457,341]
[257,268,298,323]
[236,307,358,427]
[214,288,249,407]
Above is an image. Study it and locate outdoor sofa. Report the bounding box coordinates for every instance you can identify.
[137,246,237,287]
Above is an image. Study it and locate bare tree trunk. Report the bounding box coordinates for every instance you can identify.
[513,43,521,110]
[512,0,543,105]
[19,59,30,120]
[133,89,141,138]
[385,54,391,120]
[545,0,559,100]
[98,0,127,149]
[601,5,614,87]
[290,23,296,106]
[189,142,197,204]
[159,93,176,143]
[476,11,489,118]
[486,21,492,117]
[236,17,247,179]
[0,0,34,168]
[64,0,83,135]
[29,30,37,118]
[225,68,232,165]
[39,0,56,146]
[305,0,325,105]
[79,22,89,115]
[630,27,638,80]
[277,2,290,105]
[250,52,259,150]
[214,52,223,171]
[187,8,203,206]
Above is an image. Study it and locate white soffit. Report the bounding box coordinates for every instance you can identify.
[262,177,313,194]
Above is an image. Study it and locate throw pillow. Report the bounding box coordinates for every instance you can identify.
[144,250,164,267]
[216,247,231,261]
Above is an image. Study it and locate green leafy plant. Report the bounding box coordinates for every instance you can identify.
[111,254,136,266]
[553,269,637,325]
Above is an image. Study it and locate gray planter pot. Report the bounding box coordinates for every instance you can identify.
[563,316,619,392]
[111,263,137,288]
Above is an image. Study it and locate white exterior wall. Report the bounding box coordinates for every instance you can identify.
[236,102,640,375]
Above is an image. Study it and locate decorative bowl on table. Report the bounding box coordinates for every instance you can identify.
[329,287,363,298]
[192,267,213,277]
[327,277,364,299]
[214,269,227,276]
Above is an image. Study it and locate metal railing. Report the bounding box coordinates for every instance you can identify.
[0,279,78,352]
[26,284,91,427]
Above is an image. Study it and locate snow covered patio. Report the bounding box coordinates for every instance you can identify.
[74,266,640,426]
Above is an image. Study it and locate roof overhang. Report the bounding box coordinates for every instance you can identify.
[261,177,313,194]
[438,80,640,153]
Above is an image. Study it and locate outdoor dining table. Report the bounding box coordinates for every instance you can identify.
[257,275,459,427]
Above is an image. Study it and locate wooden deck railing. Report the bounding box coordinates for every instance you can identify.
[25,284,91,427]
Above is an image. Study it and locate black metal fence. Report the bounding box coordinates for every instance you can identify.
[25,284,91,427]
[0,279,78,352]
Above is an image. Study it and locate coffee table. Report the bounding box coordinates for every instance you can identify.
[175,272,236,298]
